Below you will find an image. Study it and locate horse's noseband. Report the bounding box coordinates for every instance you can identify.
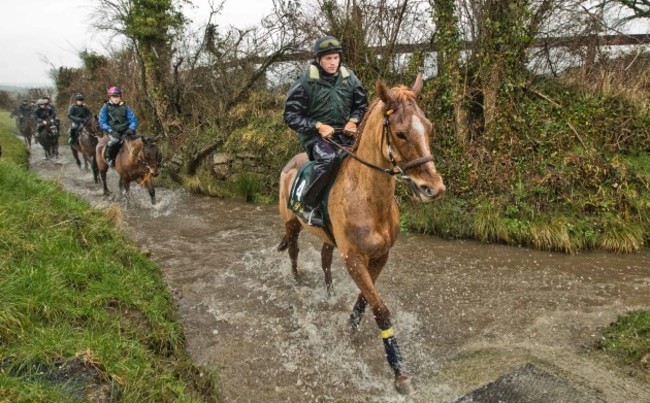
[324,105,434,182]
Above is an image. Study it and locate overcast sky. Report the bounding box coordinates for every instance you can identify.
[2,1,648,87]
[0,0,273,87]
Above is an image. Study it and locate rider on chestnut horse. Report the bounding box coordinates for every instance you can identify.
[98,86,138,167]
[283,36,368,227]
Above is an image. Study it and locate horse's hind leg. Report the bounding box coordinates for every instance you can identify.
[100,169,111,196]
[91,158,99,183]
[349,294,368,329]
[321,243,334,298]
[277,217,303,283]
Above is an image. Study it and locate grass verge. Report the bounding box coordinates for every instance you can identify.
[0,110,220,401]
[0,112,28,167]
[598,310,650,376]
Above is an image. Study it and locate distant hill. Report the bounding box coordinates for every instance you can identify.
[0,84,50,94]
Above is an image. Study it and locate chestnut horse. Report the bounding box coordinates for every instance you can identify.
[278,74,445,395]
[71,117,100,183]
[96,134,162,204]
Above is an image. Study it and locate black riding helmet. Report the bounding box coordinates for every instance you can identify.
[74,93,84,101]
[313,35,343,58]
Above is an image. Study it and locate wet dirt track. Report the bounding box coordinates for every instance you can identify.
[29,143,650,402]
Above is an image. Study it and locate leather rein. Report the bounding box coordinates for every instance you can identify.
[325,107,434,183]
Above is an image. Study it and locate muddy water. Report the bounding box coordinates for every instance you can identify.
[30,144,650,402]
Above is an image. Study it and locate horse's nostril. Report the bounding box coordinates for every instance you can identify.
[420,185,435,197]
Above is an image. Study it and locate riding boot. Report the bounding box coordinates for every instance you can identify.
[302,174,327,227]
[301,140,339,227]
[104,137,121,167]
[68,128,79,145]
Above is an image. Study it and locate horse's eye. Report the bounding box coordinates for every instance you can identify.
[396,132,407,140]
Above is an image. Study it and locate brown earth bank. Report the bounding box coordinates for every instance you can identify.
[30,143,650,402]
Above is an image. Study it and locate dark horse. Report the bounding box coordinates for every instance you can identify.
[71,117,101,183]
[36,119,60,159]
[18,118,35,149]
[278,74,445,394]
[96,134,162,204]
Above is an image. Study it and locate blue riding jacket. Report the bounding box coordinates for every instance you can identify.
[98,101,138,135]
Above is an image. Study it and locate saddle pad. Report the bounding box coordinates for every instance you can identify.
[288,152,348,225]
[288,161,324,221]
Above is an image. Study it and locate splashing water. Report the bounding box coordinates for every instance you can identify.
[29,142,650,402]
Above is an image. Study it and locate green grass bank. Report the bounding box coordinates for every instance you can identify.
[0,111,220,401]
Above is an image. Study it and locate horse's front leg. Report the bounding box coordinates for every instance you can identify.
[349,254,387,328]
[120,178,134,202]
[146,178,156,205]
[345,252,415,395]
[70,147,82,169]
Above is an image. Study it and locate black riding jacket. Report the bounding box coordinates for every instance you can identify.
[67,104,92,124]
[284,62,368,148]
[33,106,56,123]
[18,104,32,118]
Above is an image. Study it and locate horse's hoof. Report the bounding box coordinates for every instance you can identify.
[348,316,361,331]
[395,375,416,396]
[292,272,305,285]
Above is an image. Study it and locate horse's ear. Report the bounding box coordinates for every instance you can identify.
[411,73,424,98]
[376,79,393,105]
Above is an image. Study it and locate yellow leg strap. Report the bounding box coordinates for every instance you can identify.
[380,328,394,339]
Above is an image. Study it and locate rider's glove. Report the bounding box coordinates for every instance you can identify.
[125,128,135,137]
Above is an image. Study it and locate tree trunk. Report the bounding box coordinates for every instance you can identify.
[434,0,469,144]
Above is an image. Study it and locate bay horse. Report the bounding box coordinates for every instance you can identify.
[71,117,100,183]
[36,119,59,160]
[96,133,162,204]
[278,73,445,395]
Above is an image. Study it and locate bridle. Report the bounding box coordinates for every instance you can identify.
[325,106,434,185]
[140,141,160,172]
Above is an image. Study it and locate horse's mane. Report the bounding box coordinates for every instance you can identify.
[351,84,415,153]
